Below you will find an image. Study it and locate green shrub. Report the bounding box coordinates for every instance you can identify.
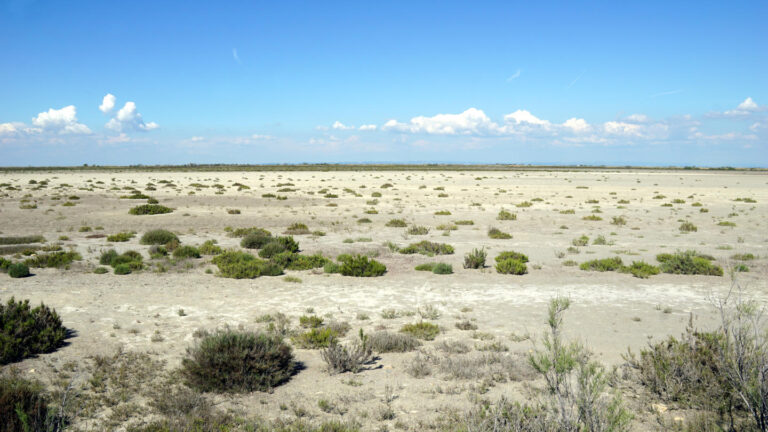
[0,235,45,245]
[579,257,623,272]
[463,248,486,269]
[0,258,11,272]
[129,204,173,215]
[399,241,454,256]
[148,245,168,258]
[495,251,528,263]
[284,222,310,235]
[487,227,512,239]
[339,255,387,277]
[140,229,179,245]
[299,315,324,328]
[99,249,119,265]
[624,261,660,278]
[199,240,222,255]
[227,227,271,238]
[0,372,51,432]
[415,263,436,271]
[434,210,451,216]
[273,253,328,271]
[24,251,81,268]
[173,246,201,259]
[107,232,135,242]
[8,263,30,278]
[368,331,421,353]
[94,267,109,274]
[497,209,517,220]
[241,232,273,249]
[406,225,430,235]
[182,330,294,393]
[495,258,527,275]
[656,251,723,276]
[323,261,341,274]
[212,251,282,278]
[292,327,338,348]
[572,235,589,246]
[679,222,698,232]
[400,322,440,341]
[0,297,67,364]
[114,263,132,275]
[431,263,453,274]
[258,241,288,258]
[611,216,627,226]
[455,220,474,225]
[385,219,407,227]
[582,215,603,221]
[731,253,756,261]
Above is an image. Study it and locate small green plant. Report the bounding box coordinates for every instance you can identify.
[579,257,623,272]
[181,329,295,393]
[284,222,310,235]
[497,209,517,220]
[129,204,173,215]
[406,225,430,235]
[679,221,698,232]
[495,251,529,263]
[339,255,387,277]
[241,232,274,249]
[199,240,223,255]
[212,251,283,279]
[572,235,589,246]
[656,251,723,276]
[434,210,451,216]
[399,241,454,256]
[140,229,179,245]
[463,248,487,269]
[495,258,527,275]
[488,227,512,239]
[730,253,756,261]
[24,251,81,269]
[582,215,603,221]
[320,329,374,374]
[293,327,338,348]
[400,322,440,341]
[368,331,421,353]
[173,245,201,259]
[107,231,135,242]
[624,261,660,278]
[385,219,407,227]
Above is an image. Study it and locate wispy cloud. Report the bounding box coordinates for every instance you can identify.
[506,69,521,82]
[650,89,683,98]
[232,48,241,63]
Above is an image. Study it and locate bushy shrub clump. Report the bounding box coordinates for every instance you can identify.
[129,204,173,215]
[24,251,81,268]
[240,232,273,249]
[228,227,271,238]
[367,331,421,353]
[415,262,453,274]
[406,225,430,235]
[100,249,143,273]
[173,245,201,259]
[487,227,512,239]
[339,255,386,277]
[0,257,10,272]
[495,251,529,263]
[463,248,486,269]
[0,297,67,364]
[140,229,179,245]
[385,219,407,227]
[212,251,283,279]
[199,240,222,255]
[257,237,300,259]
[624,261,660,278]
[271,252,328,270]
[321,329,373,374]
[181,329,294,393]
[657,251,723,276]
[292,327,338,348]
[284,222,310,235]
[0,235,45,245]
[107,232,135,242]
[579,257,623,272]
[400,322,440,341]
[495,258,527,275]
[8,263,30,278]
[0,372,51,432]
[497,209,517,220]
[399,241,454,256]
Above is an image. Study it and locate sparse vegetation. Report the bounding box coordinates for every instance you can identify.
[400,322,440,341]
[129,204,173,215]
[399,240,454,256]
[463,248,487,269]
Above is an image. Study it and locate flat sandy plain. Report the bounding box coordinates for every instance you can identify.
[1,167,766,430]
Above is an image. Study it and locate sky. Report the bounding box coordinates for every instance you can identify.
[1,0,767,167]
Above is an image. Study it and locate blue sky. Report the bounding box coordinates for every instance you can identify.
[1,0,767,166]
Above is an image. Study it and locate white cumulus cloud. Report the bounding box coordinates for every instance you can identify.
[603,121,643,136]
[359,124,377,131]
[32,105,91,134]
[99,93,116,113]
[562,118,591,133]
[383,108,498,135]
[105,101,158,132]
[331,121,354,130]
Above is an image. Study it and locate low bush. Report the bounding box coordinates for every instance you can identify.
[455,220,474,225]
[0,372,52,432]
[24,251,81,268]
[400,322,440,341]
[487,227,512,239]
[572,235,589,246]
[415,262,452,274]
[339,255,387,277]
[368,331,421,353]
[212,251,283,279]
[582,215,603,221]
[656,251,723,276]
[495,258,527,275]
[173,245,201,259]
[0,235,45,245]
[114,263,132,275]
[272,252,328,270]
[415,263,435,271]
[129,204,173,215]
[140,229,179,245]
[284,222,310,235]
[495,251,528,263]
[107,232,135,242]
[292,327,338,348]
[227,227,271,238]
[497,209,517,220]
[321,329,373,374]
[679,221,698,232]
[323,261,341,274]
[8,263,30,278]
[406,225,430,235]
[385,219,407,227]
[463,248,486,269]
[731,253,756,261]
[258,241,288,259]
[240,232,273,249]
[624,261,660,278]
[199,240,222,255]
[181,329,295,393]
[0,297,67,364]
[94,267,108,274]
[399,241,454,256]
[299,315,324,328]
[579,257,623,272]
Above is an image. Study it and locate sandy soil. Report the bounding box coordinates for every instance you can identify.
[1,168,766,430]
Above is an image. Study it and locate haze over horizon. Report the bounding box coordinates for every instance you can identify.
[1,1,767,167]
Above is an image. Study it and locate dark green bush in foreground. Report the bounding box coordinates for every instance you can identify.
[182,330,295,393]
[339,255,386,277]
[240,232,273,249]
[140,229,179,245]
[657,251,723,276]
[129,204,174,215]
[0,297,67,364]
[173,245,201,259]
[8,263,30,278]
